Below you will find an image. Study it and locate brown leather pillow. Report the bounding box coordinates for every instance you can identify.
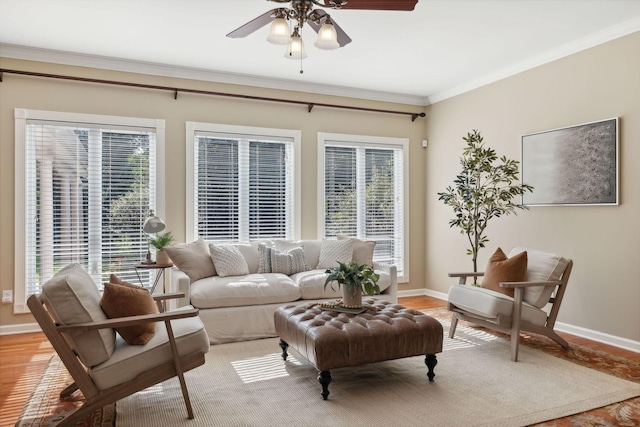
[481,248,527,298]
[109,273,137,287]
[101,278,159,345]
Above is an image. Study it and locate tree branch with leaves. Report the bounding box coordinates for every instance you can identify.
[438,130,533,275]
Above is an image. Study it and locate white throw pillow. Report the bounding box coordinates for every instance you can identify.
[317,239,354,269]
[338,235,376,268]
[209,244,250,278]
[165,238,216,282]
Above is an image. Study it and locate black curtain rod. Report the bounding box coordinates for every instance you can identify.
[0,68,426,122]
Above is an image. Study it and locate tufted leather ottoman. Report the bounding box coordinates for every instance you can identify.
[274,298,443,400]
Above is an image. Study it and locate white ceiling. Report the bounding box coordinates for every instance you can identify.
[1,0,640,105]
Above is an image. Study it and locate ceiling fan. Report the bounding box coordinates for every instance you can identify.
[227,0,418,61]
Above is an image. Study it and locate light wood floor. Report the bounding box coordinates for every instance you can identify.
[1,296,638,427]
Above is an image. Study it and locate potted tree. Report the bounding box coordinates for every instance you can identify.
[149,231,174,265]
[437,130,533,278]
[324,261,380,308]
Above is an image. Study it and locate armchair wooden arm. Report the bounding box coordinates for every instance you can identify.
[152,292,186,312]
[500,280,562,288]
[448,272,484,284]
[152,291,186,301]
[57,307,199,332]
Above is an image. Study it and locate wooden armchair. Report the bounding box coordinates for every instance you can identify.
[27,264,210,426]
[447,247,573,362]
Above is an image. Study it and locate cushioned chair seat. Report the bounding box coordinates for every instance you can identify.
[189,273,301,309]
[89,306,210,390]
[448,284,547,327]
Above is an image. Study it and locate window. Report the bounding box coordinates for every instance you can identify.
[318,132,409,281]
[14,109,164,313]
[186,122,301,243]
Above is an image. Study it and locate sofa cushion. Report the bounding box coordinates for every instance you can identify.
[89,306,210,390]
[189,273,301,309]
[165,239,216,282]
[41,264,115,367]
[317,239,354,269]
[210,244,250,277]
[236,243,261,274]
[291,268,392,300]
[274,240,322,270]
[481,248,527,298]
[258,244,309,275]
[448,284,548,327]
[101,279,158,345]
[509,247,570,308]
[338,235,376,268]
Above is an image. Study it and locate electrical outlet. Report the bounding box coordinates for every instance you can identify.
[2,290,13,304]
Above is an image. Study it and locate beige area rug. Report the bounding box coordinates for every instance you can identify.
[116,319,640,427]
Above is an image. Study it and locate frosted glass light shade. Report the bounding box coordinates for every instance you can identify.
[285,35,307,59]
[267,17,291,45]
[314,22,339,50]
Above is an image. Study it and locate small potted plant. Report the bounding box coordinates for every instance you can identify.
[324,261,380,308]
[149,231,174,264]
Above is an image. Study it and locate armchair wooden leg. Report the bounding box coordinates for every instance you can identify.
[449,313,459,339]
[511,288,524,362]
[165,321,195,419]
[510,331,520,362]
[60,382,79,398]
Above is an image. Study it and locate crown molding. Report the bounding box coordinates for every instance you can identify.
[2,15,637,108]
[0,43,427,107]
[426,17,640,105]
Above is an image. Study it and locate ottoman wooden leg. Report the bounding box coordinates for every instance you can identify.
[279,339,289,361]
[425,354,437,381]
[318,371,332,400]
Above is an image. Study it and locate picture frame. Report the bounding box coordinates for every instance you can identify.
[521,118,619,206]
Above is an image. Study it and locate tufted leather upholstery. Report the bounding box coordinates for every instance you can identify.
[274,298,443,372]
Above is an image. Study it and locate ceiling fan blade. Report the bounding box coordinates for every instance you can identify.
[226,8,280,38]
[322,0,418,11]
[308,10,352,47]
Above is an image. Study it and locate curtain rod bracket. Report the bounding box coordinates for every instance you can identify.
[308,103,314,113]
[412,112,426,122]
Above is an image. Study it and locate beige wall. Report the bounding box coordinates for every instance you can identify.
[425,31,640,343]
[2,31,639,346]
[0,57,428,328]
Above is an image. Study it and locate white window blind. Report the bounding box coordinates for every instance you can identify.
[319,133,408,280]
[15,109,164,311]
[188,124,300,243]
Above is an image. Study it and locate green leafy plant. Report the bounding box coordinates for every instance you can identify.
[324,261,381,297]
[437,130,533,274]
[149,231,174,251]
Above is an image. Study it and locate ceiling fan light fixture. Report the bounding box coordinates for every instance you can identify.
[285,30,307,59]
[267,17,291,45]
[314,21,339,50]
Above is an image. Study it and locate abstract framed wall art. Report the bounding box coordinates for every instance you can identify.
[521,118,619,206]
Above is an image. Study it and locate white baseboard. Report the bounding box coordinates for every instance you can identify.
[398,288,448,300]
[0,322,41,335]
[555,321,640,354]
[398,288,639,354]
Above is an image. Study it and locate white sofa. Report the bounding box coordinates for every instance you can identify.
[168,238,397,344]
